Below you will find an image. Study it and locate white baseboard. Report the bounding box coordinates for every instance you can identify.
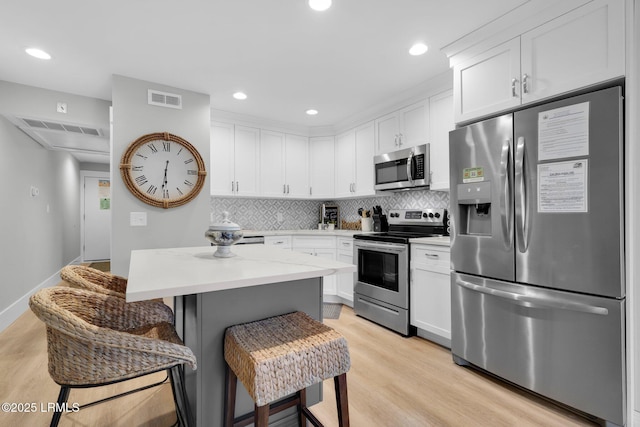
[0,257,80,333]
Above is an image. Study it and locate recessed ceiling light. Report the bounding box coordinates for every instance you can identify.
[308,0,332,12]
[233,92,247,100]
[25,48,51,60]
[306,109,319,116]
[409,43,428,56]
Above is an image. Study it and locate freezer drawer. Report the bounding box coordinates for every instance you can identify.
[451,272,625,426]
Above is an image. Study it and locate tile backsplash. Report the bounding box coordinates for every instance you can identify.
[210,189,449,231]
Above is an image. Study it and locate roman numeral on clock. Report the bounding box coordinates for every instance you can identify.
[135,175,148,186]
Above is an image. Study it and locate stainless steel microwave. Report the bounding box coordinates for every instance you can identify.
[373,144,430,191]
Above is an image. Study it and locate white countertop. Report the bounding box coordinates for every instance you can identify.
[126,245,356,302]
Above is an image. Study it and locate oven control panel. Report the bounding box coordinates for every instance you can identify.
[387,208,447,225]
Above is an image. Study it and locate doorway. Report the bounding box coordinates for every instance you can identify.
[81,171,111,262]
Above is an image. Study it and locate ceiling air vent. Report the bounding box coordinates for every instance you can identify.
[20,118,103,136]
[148,89,183,109]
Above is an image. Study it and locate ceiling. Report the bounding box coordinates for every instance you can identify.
[1,0,524,163]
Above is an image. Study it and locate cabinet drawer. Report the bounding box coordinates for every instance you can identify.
[264,235,292,249]
[336,237,353,253]
[411,245,450,273]
[293,236,336,249]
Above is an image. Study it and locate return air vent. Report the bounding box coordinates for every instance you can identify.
[21,118,102,136]
[148,89,183,109]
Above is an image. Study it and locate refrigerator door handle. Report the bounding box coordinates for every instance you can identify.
[455,279,609,315]
[515,136,529,253]
[500,138,512,249]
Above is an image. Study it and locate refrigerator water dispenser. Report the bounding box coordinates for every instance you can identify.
[456,181,492,236]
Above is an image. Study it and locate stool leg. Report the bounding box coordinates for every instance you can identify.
[334,373,350,427]
[255,403,270,427]
[298,388,307,427]
[224,364,237,427]
[50,386,70,427]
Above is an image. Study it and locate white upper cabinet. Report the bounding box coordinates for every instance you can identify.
[520,0,624,104]
[428,90,454,191]
[453,38,521,124]
[284,134,309,198]
[336,121,375,198]
[259,131,309,198]
[259,130,286,197]
[453,0,624,124]
[210,122,260,196]
[375,100,429,154]
[309,136,335,199]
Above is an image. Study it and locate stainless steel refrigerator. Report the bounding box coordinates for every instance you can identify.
[449,85,625,426]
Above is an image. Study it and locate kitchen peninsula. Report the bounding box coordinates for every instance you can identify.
[126,244,356,426]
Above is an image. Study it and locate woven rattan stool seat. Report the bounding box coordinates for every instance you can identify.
[225,311,350,406]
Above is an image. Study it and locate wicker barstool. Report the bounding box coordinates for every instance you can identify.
[60,265,128,298]
[29,287,197,427]
[224,311,350,427]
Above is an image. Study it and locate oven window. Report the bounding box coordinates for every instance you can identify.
[375,159,408,185]
[357,249,399,292]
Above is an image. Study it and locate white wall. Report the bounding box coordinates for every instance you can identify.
[110,75,211,276]
[0,116,80,329]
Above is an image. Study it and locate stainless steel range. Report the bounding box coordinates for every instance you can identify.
[353,208,447,336]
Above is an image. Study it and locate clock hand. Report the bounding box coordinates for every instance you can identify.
[162,160,169,189]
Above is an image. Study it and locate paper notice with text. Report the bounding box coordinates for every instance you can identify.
[538,160,588,213]
[538,102,589,161]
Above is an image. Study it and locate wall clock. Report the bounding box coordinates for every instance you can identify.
[119,132,207,209]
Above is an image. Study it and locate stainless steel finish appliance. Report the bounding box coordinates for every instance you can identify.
[353,208,447,335]
[374,144,430,191]
[449,85,625,426]
[236,236,265,245]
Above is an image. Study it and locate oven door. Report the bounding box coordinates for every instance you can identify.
[353,239,408,309]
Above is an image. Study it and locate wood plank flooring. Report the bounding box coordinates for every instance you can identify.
[0,289,597,426]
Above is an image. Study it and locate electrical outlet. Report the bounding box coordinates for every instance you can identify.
[56,102,67,113]
[130,212,147,226]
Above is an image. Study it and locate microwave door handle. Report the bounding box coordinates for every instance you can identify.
[514,136,528,253]
[500,138,512,249]
[455,279,609,315]
[406,152,414,184]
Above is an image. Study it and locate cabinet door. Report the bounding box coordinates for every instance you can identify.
[309,137,335,198]
[453,37,521,123]
[335,130,356,198]
[337,251,354,304]
[233,125,260,196]
[375,111,400,154]
[428,90,454,191]
[259,130,285,197]
[520,0,624,103]
[315,249,337,296]
[410,266,451,343]
[284,134,309,198]
[398,100,429,149]
[210,122,235,196]
[353,121,375,197]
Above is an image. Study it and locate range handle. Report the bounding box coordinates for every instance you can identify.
[455,279,609,316]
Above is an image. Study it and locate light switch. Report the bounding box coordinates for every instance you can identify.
[130,212,147,227]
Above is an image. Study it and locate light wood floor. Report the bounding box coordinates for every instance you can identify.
[0,293,596,426]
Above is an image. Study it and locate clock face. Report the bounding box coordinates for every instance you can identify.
[120,132,206,208]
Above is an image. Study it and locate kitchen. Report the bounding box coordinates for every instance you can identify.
[0,0,639,426]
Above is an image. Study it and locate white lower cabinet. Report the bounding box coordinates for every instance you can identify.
[410,244,451,347]
[336,237,354,306]
[292,236,337,297]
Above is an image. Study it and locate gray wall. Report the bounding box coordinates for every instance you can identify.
[0,115,80,317]
[110,75,211,276]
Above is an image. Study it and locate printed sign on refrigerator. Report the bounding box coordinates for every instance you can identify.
[538,102,590,161]
[538,160,588,213]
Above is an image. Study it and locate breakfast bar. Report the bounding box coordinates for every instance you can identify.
[126,244,356,426]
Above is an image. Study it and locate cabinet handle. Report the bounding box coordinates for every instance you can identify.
[522,74,529,94]
[231,181,235,193]
[236,181,239,193]
[283,184,286,194]
[424,253,440,259]
[394,135,398,146]
[511,78,518,97]
[398,133,403,146]
[287,184,290,194]
[310,187,312,196]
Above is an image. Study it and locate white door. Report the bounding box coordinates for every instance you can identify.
[82,172,111,261]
